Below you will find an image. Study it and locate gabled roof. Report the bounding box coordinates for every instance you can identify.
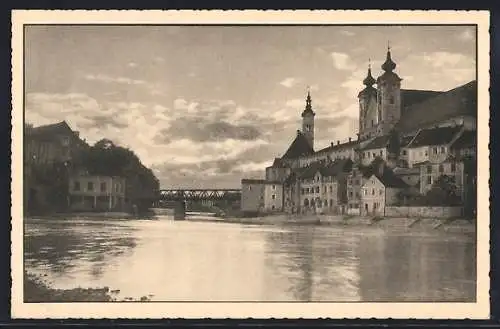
[359,135,390,151]
[363,160,408,188]
[401,89,444,110]
[315,138,358,154]
[398,80,477,133]
[282,131,314,159]
[241,179,266,184]
[27,121,75,138]
[450,130,476,150]
[407,126,463,148]
[299,158,353,180]
[400,135,415,147]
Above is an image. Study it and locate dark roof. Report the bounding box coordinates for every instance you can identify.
[299,158,353,180]
[283,167,309,186]
[450,130,476,150]
[315,138,358,154]
[400,135,415,147]
[270,158,286,168]
[362,159,408,188]
[241,179,266,184]
[26,121,75,140]
[359,135,390,151]
[407,126,463,148]
[401,89,444,110]
[282,131,314,159]
[398,81,477,133]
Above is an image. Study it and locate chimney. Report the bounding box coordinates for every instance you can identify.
[75,131,80,137]
[349,137,352,142]
[297,130,301,135]
[337,141,340,145]
[330,142,334,147]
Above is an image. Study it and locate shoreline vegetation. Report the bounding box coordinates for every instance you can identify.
[24,271,152,302]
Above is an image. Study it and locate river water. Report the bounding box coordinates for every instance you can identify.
[24,216,476,302]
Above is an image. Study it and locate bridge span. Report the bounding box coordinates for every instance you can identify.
[156,188,241,220]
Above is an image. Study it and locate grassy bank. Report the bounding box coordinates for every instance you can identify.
[24,271,152,302]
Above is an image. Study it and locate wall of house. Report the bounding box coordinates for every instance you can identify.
[360,176,385,216]
[263,183,283,212]
[384,206,463,218]
[419,161,465,197]
[360,147,387,166]
[265,167,291,183]
[241,182,265,213]
[299,173,339,214]
[68,176,126,211]
[428,144,450,163]
[407,146,429,168]
[346,171,364,214]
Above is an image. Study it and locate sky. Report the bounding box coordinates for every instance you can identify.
[25,25,476,188]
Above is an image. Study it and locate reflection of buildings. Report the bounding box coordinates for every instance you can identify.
[357,233,476,301]
[264,228,361,301]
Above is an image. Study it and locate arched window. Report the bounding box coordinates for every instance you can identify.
[304,198,309,207]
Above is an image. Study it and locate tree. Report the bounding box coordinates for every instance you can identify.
[424,174,461,206]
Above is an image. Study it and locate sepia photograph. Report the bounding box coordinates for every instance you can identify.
[11,10,490,319]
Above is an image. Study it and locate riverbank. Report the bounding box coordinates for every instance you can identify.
[186,214,475,234]
[24,271,152,302]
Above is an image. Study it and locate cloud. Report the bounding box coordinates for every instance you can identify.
[331,52,356,71]
[457,28,475,41]
[280,77,300,88]
[127,62,138,68]
[84,73,146,85]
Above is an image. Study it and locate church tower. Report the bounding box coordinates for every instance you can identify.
[376,45,402,136]
[358,61,378,140]
[301,89,315,149]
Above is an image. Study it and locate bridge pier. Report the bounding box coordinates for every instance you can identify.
[173,200,186,220]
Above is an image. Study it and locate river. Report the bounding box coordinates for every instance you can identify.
[24,215,476,302]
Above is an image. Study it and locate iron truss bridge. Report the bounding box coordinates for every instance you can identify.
[159,189,241,201]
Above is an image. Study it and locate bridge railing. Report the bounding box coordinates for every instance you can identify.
[159,189,241,201]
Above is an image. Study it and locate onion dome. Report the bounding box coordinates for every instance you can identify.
[381,46,396,72]
[363,64,376,86]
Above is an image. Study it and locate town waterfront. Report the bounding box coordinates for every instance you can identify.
[24,215,476,302]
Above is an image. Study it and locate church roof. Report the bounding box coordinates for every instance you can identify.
[315,138,358,154]
[282,131,314,159]
[270,158,286,168]
[398,80,477,133]
[407,126,463,148]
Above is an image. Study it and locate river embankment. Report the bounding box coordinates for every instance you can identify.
[185,214,476,234]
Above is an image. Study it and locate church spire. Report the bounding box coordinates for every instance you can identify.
[381,41,397,72]
[363,59,376,86]
[302,86,315,117]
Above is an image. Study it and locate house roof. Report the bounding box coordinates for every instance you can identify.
[315,138,358,154]
[26,121,75,139]
[450,130,476,150]
[241,179,266,184]
[400,135,415,147]
[401,89,444,110]
[364,160,408,188]
[299,158,353,180]
[270,158,286,168]
[282,131,314,159]
[398,80,477,133]
[359,135,390,151]
[407,126,463,148]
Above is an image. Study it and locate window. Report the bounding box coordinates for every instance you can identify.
[379,189,383,195]
[73,181,80,191]
[427,176,432,185]
[425,151,428,156]
[272,185,275,190]
[402,150,407,156]
[373,152,376,158]
[364,189,367,196]
[100,182,106,192]
[324,200,328,207]
[272,205,275,210]
[441,146,446,154]
[372,188,375,195]
[451,163,456,172]
[439,164,444,173]
[433,147,438,154]
[87,182,94,191]
[330,199,333,207]
[272,194,276,200]
[427,165,432,174]
[380,150,383,156]
[371,120,374,127]
[355,179,360,185]
[329,186,333,193]
[367,152,371,159]
[349,191,353,198]
[315,186,320,193]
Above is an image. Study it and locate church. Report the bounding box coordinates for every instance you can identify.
[241,47,477,216]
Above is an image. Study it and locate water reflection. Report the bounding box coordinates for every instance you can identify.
[24,217,476,302]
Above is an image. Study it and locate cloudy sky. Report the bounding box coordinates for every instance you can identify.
[25,25,476,188]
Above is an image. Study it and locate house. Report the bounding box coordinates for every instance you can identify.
[265,158,291,183]
[405,125,464,168]
[299,138,358,167]
[450,130,477,159]
[418,159,465,200]
[241,179,266,214]
[298,162,339,214]
[68,174,126,212]
[360,161,408,216]
[24,121,87,166]
[263,181,284,212]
